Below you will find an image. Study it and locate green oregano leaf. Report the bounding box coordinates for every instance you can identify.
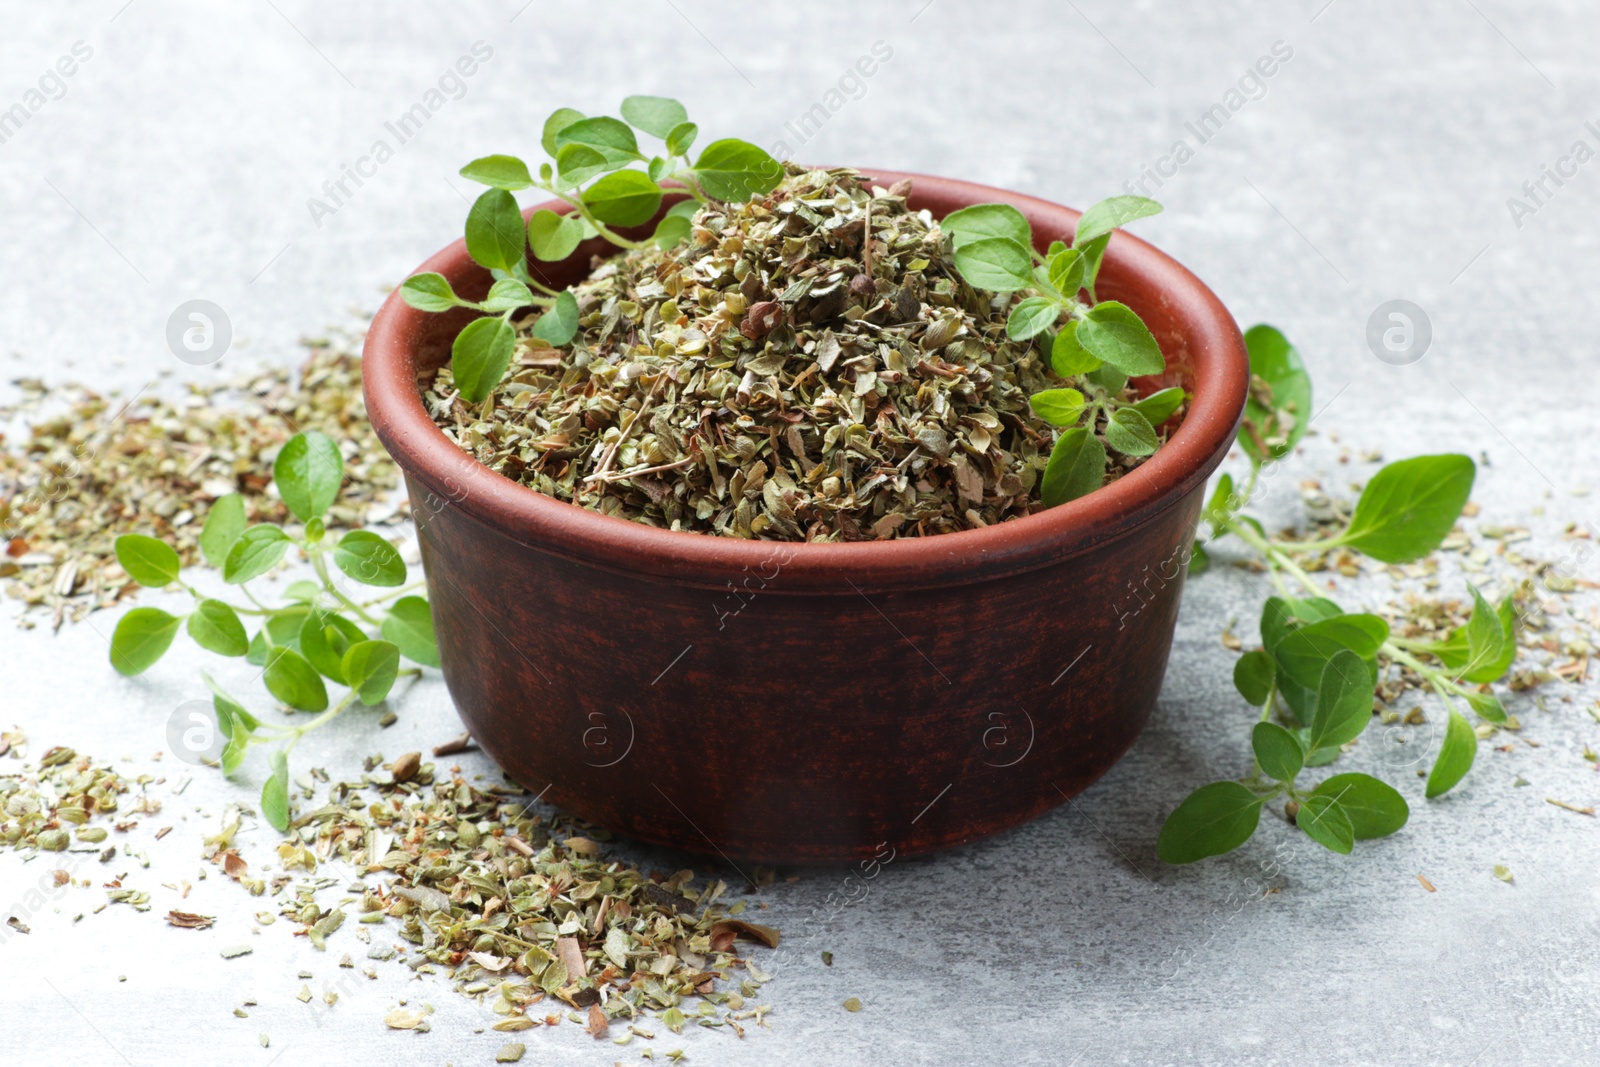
[342,640,401,706]
[1103,407,1159,457]
[953,237,1034,292]
[554,116,641,159]
[1307,648,1375,752]
[1046,246,1086,296]
[665,121,699,157]
[459,154,533,191]
[620,95,689,139]
[332,531,406,588]
[187,599,248,657]
[223,525,292,584]
[1050,320,1101,377]
[451,316,516,404]
[273,431,343,523]
[299,610,364,685]
[199,493,247,569]
[1336,454,1476,563]
[114,534,180,587]
[464,188,527,272]
[690,139,783,202]
[1312,773,1408,839]
[941,203,1032,251]
[1233,649,1275,706]
[1157,781,1265,864]
[1040,427,1106,507]
[1028,388,1086,428]
[1240,324,1311,465]
[582,170,664,227]
[555,143,613,186]
[110,607,182,676]
[530,291,581,347]
[528,209,585,262]
[1251,722,1303,783]
[399,272,464,313]
[1073,195,1162,248]
[1006,297,1059,341]
[263,647,329,713]
[379,596,439,669]
[1296,793,1354,854]
[540,107,586,157]
[1076,301,1165,376]
[261,750,291,833]
[1132,387,1185,427]
[1425,708,1477,798]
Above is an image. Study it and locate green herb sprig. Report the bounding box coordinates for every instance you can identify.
[1160,325,1517,863]
[398,95,783,404]
[107,430,439,831]
[944,195,1181,504]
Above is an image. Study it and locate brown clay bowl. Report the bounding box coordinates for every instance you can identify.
[363,170,1248,865]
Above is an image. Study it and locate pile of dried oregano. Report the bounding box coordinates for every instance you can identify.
[424,165,1163,540]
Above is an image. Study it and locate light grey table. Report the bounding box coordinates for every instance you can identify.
[3,2,1598,1064]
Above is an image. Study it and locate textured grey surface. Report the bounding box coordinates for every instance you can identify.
[3,1,1600,1064]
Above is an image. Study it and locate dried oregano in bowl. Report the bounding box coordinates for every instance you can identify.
[405,101,1184,542]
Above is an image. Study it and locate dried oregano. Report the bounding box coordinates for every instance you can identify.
[402,97,1183,541]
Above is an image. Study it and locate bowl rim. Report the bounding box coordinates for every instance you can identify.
[363,168,1248,593]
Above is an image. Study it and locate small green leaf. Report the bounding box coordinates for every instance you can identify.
[199,493,247,569]
[953,237,1034,292]
[464,188,526,272]
[530,291,581,347]
[480,278,535,313]
[940,203,1032,251]
[1040,427,1106,507]
[332,530,406,588]
[1188,540,1209,575]
[1028,388,1086,427]
[1104,407,1159,457]
[554,116,641,158]
[665,121,698,157]
[110,607,182,676]
[261,750,290,833]
[1132,387,1185,427]
[223,525,292,585]
[263,647,329,713]
[540,107,586,157]
[582,170,663,227]
[187,599,248,657]
[114,534,180,587]
[1295,793,1354,854]
[1049,320,1101,377]
[1431,594,1516,684]
[527,209,585,262]
[691,139,783,202]
[273,431,343,523]
[459,154,532,190]
[1425,708,1477,798]
[1046,246,1086,296]
[555,143,613,186]
[1086,362,1127,395]
[1077,232,1113,289]
[1234,649,1276,706]
[1252,722,1303,782]
[1272,613,1388,694]
[1336,454,1476,563]
[1461,585,1514,683]
[1076,301,1165,376]
[299,610,364,684]
[1462,688,1506,723]
[381,596,439,668]
[1240,324,1311,465]
[451,316,516,404]
[620,95,689,138]
[1157,781,1265,864]
[265,606,311,649]
[399,272,463,313]
[1307,648,1375,751]
[653,213,693,250]
[1007,297,1059,341]
[342,640,401,706]
[1074,195,1162,248]
[1312,773,1408,839]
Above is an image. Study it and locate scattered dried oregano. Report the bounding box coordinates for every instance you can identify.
[424,164,1161,541]
[0,734,152,855]
[0,333,401,626]
[206,763,777,1038]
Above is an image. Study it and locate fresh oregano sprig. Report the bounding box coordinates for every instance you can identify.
[398,95,783,405]
[1160,325,1519,863]
[944,195,1181,505]
[107,430,439,831]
